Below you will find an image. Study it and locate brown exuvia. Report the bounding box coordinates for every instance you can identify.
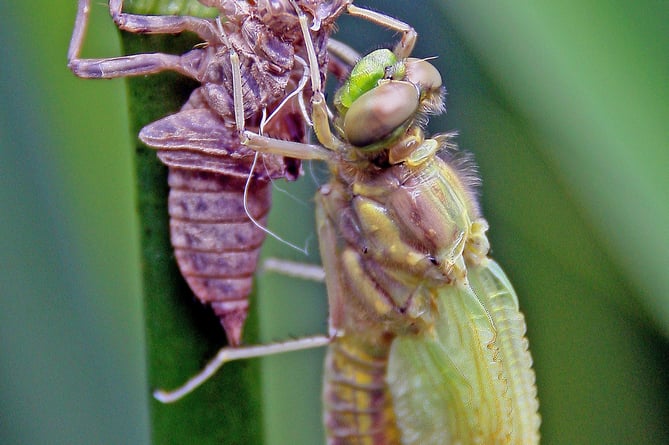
[68,0,352,345]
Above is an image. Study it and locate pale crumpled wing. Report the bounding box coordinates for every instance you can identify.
[387,259,540,445]
[467,259,541,444]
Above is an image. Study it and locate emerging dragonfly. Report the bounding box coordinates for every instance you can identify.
[157,7,541,445]
[67,0,411,346]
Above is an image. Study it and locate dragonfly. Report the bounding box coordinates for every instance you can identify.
[156,7,541,444]
[67,0,411,346]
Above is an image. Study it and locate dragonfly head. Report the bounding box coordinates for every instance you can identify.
[334,49,445,159]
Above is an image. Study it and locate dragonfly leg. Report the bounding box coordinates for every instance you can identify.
[291,2,343,151]
[262,258,325,283]
[242,133,332,160]
[215,18,247,133]
[68,0,209,79]
[327,38,360,69]
[345,4,418,59]
[153,335,331,403]
[108,0,219,41]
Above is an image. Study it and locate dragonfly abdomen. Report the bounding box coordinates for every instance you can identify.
[323,336,401,445]
[167,167,271,346]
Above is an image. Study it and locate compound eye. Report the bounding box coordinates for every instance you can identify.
[343,80,420,148]
[404,58,442,94]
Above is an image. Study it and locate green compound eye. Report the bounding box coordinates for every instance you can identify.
[334,49,406,111]
[343,80,420,148]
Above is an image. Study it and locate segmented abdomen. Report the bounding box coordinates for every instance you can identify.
[167,167,271,346]
[323,336,401,445]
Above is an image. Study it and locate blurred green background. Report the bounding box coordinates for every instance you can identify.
[1,1,667,444]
